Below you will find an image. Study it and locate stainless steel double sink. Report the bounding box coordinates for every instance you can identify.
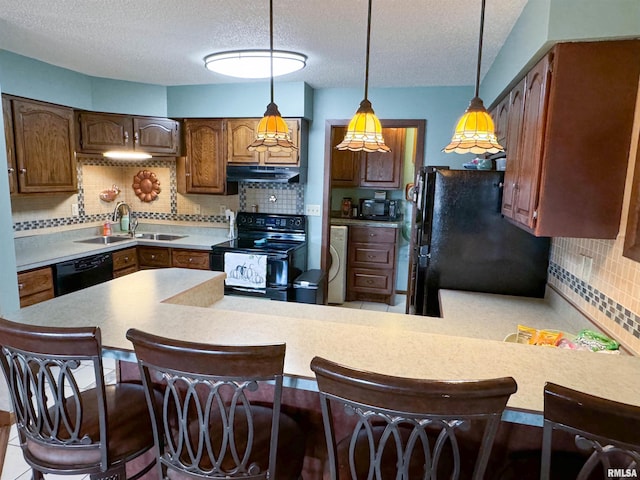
[76,233,186,245]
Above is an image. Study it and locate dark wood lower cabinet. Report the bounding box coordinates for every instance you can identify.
[346,225,398,305]
[17,266,54,307]
[112,247,138,278]
[137,246,171,269]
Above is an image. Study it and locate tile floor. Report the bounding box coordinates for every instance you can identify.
[1,358,117,480]
[1,297,406,479]
[333,294,407,314]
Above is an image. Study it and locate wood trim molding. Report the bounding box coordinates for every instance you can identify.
[0,410,14,476]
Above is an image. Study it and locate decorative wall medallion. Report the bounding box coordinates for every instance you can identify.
[99,184,120,202]
[133,170,161,202]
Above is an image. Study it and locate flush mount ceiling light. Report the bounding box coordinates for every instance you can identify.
[247,0,297,153]
[443,0,504,155]
[103,151,152,160]
[336,0,389,153]
[204,50,306,79]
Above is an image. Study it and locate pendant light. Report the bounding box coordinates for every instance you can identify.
[247,0,297,153]
[335,0,390,153]
[443,0,504,154]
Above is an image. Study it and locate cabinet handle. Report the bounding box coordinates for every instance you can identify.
[124,256,129,261]
[19,168,26,174]
[124,132,129,144]
[134,132,139,144]
[366,279,374,284]
[8,167,14,174]
[367,255,375,259]
[188,258,193,263]
[18,283,24,290]
[369,233,376,237]
[151,254,156,260]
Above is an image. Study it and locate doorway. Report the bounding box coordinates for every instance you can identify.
[321,119,426,309]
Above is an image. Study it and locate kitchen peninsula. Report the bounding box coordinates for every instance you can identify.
[4,268,639,428]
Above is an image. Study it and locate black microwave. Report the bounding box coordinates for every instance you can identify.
[359,199,400,220]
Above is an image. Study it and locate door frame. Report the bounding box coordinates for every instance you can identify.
[321,119,427,302]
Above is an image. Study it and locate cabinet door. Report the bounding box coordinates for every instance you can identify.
[513,55,550,229]
[330,126,360,187]
[133,117,179,154]
[2,96,17,194]
[17,267,54,308]
[112,247,138,276]
[501,77,526,220]
[12,99,77,193]
[263,119,300,165]
[77,112,132,152]
[359,128,404,189]
[171,249,210,270]
[181,119,227,194]
[492,95,510,150]
[137,246,171,268]
[227,119,259,164]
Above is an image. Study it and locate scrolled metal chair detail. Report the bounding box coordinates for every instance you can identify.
[126,328,306,480]
[310,356,517,480]
[0,317,157,480]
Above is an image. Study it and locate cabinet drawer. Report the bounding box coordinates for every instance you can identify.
[112,247,138,272]
[113,266,138,278]
[171,249,210,270]
[349,268,394,294]
[17,267,54,307]
[137,247,171,268]
[349,243,395,268]
[349,226,397,244]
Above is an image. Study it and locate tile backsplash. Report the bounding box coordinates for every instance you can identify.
[549,236,640,355]
[11,157,305,234]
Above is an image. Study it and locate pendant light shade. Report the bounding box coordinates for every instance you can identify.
[443,0,504,155]
[336,0,390,153]
[248,0,296,153]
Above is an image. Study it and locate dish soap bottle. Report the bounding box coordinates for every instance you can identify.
[102,221,112,236]
[119,214,129,232]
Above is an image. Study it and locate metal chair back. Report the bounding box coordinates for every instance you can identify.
[310,356,517,480]
[541,382,640,480]
[126,328,301,480]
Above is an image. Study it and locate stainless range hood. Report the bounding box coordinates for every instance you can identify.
[226,165,306,183]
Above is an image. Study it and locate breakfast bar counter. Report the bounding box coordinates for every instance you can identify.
[4,268,640,427]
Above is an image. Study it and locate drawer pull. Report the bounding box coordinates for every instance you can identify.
[367,255,375,259]
[18,283,24,290]
[151,255,156,260]
[124,256,129,261]
[366,279,374,284]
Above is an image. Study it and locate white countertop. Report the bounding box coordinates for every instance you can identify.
[5,268,640,426]
[14,225,230,271]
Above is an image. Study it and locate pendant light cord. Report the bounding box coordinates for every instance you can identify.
[363,0,372,101]
[474,0,486,98]
[269,0,274,104]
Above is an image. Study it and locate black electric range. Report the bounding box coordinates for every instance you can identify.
[210,212,307,301]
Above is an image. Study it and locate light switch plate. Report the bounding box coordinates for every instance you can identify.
[305,204,321,216]
[71,203,79,216]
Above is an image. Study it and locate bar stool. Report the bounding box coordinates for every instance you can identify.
[0,318,157,480]
[310,356,517,480]
[541,382,640,479]
[126,328,306,480]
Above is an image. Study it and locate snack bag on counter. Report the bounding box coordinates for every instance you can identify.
[516,325,563,346]
[573,329,619,352]
[516,325,537,344]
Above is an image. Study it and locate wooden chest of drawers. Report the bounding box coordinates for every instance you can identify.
[347,225,398,305]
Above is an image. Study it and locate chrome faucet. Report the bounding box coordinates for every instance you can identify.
[129,216,139,237]
[112,201,130,222]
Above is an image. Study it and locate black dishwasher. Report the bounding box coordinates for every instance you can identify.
[53,253,114,296]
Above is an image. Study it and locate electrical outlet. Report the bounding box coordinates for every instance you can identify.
[193,204,201,215]
[71,203,79,216]
[219,205,227,215]
[580,254,593,281]
[305,204,321,216]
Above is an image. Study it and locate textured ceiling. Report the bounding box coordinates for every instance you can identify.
[0,0,528,88]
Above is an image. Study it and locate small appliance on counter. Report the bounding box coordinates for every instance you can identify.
[359,198,400,221]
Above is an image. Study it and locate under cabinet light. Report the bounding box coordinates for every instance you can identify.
[103,151,152,160]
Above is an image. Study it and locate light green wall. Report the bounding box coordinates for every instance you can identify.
[0,81,20,316]
[167,81,310,119]
[481,0,640,106]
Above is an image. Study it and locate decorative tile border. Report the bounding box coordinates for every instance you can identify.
[549,261,640,339]
[239,182,305,214]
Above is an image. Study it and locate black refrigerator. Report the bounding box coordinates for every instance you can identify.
[408,167,551,317]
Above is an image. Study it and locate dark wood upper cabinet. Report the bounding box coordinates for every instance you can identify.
[9,97,77,194]
[227,118,301,166]
[360,128,405,189]
[495,39,640,238]
[330,126,405,190]
[2,96,17,194]
[77,111,179,155]
[178,119,237,195]
[623,133,640,263]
